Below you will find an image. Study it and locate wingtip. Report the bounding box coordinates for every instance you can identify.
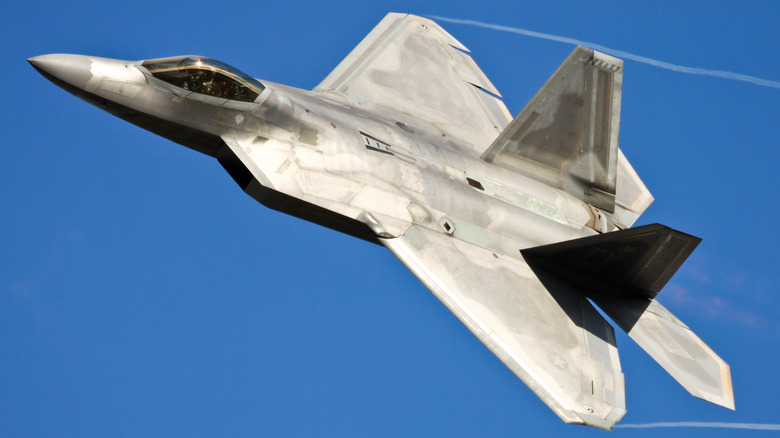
[723,365,736,410]
[703,362,735,410]
[684,327,735,411]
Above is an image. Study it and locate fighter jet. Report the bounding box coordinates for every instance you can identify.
[29,13,733,430]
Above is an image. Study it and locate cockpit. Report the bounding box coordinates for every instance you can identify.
[142,56,265,102]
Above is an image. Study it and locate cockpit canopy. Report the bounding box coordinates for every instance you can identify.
[142,56,265,102]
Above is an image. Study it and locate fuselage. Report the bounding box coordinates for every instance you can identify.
[29,54,596,259]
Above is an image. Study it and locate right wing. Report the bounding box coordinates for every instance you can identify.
[381,225,626,430]
[314,13,511,152]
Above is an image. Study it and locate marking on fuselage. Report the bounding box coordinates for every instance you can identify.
[360,131,394,155]
[299,125,319,146]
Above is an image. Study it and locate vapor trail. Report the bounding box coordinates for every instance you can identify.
[616,422,780,431]
[429,16,780,90]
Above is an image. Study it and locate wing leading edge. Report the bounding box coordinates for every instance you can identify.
[381,224,627,430]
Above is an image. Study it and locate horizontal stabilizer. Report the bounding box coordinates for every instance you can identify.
[591,297,734,409]
[481,46,622,212]
[521,224,700,300]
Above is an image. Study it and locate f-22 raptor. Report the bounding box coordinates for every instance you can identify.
[30,13,733,430]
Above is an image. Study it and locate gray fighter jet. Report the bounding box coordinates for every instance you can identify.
[29,13,733,430]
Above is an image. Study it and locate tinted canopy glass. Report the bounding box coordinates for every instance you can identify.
[143,56,265,102]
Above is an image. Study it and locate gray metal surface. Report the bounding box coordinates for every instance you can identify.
[29,12,733,430]
[382,225,626,429]
[482,47,623,213]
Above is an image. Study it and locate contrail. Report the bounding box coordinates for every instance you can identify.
[429,16,780,90]
[616,422,780,431]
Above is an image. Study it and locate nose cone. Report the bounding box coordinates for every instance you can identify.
[29,54,93,90]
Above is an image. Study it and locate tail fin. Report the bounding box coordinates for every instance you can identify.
[482,46,623,212]
[522,224,700,300]
[522,224,735,410]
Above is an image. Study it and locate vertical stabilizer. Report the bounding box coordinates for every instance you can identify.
[482,46,622,212]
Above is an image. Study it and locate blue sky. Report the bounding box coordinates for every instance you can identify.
[3,1,779,436]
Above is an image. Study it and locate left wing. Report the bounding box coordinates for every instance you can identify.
[314,13,511,151]
[381,225,626,430]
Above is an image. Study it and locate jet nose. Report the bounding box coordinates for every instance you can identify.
[28,54,93,90]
